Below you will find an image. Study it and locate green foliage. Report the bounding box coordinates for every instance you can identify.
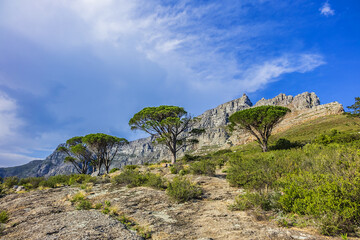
[112,169,166,190]
[94,203,103,209]
[229,106,290,152]
[124,165,138,170]
[189,160,216,176]
[0,211,8,223]
[229,192,280,211]
[347,97,360,116]
[19,177,45,190]
[117,214,152,239]
[269,138,302,150]
[82,133,128,174]
[109,168,119,173]
[76,200,93,210]
[313,129,360,145]
[129,105,200,163]
[169,163,184,174]
[68,174,97,185]
[70,192,86,203]
[277,172,360,235]
[4,176,19,188]
[180,154,200,162]
[166,177,202,203]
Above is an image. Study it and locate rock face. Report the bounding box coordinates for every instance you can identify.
[0,92,344,178]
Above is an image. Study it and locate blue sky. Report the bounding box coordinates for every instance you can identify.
[0,0,359,167]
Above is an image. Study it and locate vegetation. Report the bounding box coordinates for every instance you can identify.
[229,106,290,152]
[82,133,128,174]
[109,168,119,173]
[0,211,8,223]
[57,136,92,174]
[347,96,360,116]
[166,176,202,203]
[112,169,166,190]
[189,160,216,176]
[129,105,204,163]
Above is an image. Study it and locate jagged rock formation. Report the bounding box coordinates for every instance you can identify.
[0,92,344,178]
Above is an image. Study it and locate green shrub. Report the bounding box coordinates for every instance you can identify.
[112,169,166,190]
[112,169,147,187]
[76,200,92,210]
[19,177,45,189]
[229,192,280,211]
[190,160,216,176]
[109,168,120,173]
[269,138,302,150]
[124,165,138,170]
[39,175,71,188]
[166,177,202,203]
[0,211,8,223]
[277,172,360,235]
[169,163,184,174]
[4,176,19,188]
[104,200,111,207]
[145,173,167,190]
[68,174,97,185]
[70,192,86,203]
[102,207,110,214]
[181,154,200,162]
[94,203,103,209]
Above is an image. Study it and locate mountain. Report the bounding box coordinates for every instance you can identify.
[0,92,343,178]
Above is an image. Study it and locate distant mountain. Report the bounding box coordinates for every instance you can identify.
[0,92,344,178]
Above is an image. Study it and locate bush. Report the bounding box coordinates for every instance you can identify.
[68,174,96,185]
[109,168,120,173]
[0,211,8,223]
[269,138,302,150]
[181,154,200,162]
[70,192,86,203]
[169,163,184,174]
[124,165,138,170]
[314,129,360,145]
[112,169,147,188]
[4,176,19,188]
[190,160,216,176]
[229,192,280,211]
[39,175,71,188]
[76,200,92,210]
[277,172,360,235]
[166,177,202,203]
[19,177,45,189]
[112,169,166,190]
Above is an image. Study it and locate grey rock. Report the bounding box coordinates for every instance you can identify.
[0,92,342,178]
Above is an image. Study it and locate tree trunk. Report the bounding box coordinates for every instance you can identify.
[105,165,110,174]
[171,151,176,164]
[261,143,268,152]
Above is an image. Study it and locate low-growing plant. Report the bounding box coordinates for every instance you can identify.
[269,138,302,150]
[169,163,184,174]
[94,203,103,210]
[76,200,92,210]
[166,177,202,203]
[189,160,216,176]
[109,168,120,173]
[3,176,19,189]
[19,177,45,189]
[102,207,110,214]
[124,165,138,170]
[104,200,111,207]
[0,211,8,223]
[70,192,86,203]
[112,169,166,190]
[229,191,280,211]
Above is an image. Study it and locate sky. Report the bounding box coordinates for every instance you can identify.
[0,0,359,167]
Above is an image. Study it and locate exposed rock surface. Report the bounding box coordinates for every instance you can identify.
[0,92,344,178]
[0,169,330,240]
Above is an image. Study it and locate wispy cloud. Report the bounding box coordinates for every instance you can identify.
[320,2,335,16]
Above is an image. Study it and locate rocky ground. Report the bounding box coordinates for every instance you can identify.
[0,169,348,240]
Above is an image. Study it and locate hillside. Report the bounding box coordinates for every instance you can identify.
[1,113,360,239]
[0,92,344,178]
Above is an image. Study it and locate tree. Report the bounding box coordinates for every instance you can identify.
[347,97,360,116]
[129,105,203,164]
[57,136,93,174]
[229,105,291,152]
[82,133,128,174]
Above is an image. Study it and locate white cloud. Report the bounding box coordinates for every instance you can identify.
[320,2,335,16]
[0,91,23,142]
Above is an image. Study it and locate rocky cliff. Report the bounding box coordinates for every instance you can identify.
[0,92,344,178]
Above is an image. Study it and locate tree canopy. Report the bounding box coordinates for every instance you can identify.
[229,105,290,152]
[57,136,92,174]
[347,97,360,116]
[129,105,203,163]
[82,133,128,174]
